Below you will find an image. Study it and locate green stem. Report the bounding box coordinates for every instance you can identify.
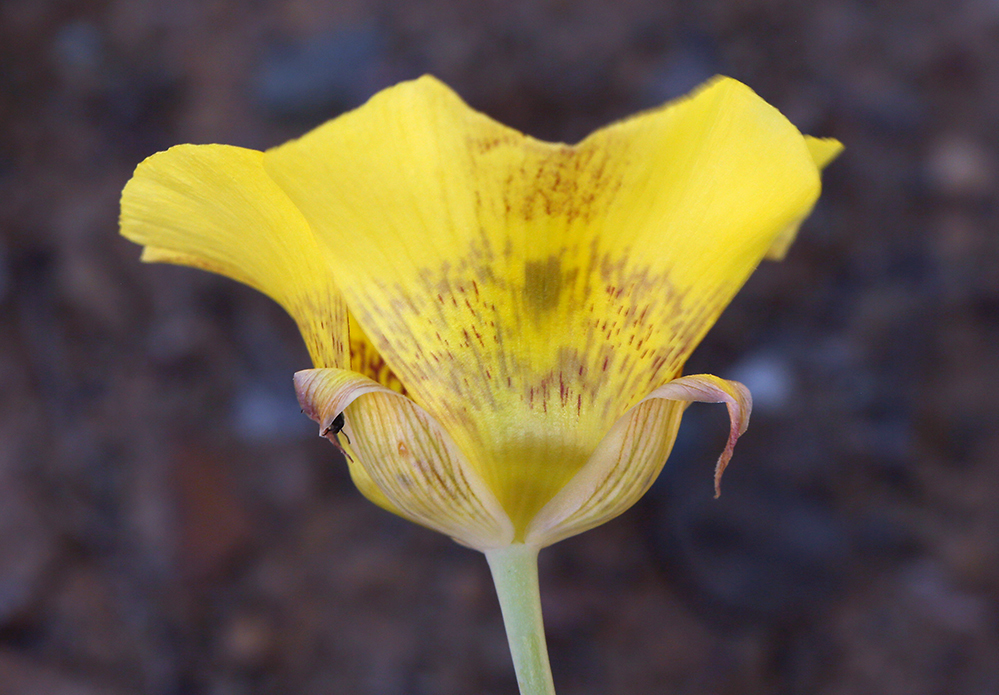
[485,544,557,695]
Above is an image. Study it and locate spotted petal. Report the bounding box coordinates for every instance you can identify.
[263,75,833,535]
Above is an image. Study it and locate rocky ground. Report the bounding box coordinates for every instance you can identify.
[2,0,998,693]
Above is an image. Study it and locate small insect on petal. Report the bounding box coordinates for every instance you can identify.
[322,412,350,444]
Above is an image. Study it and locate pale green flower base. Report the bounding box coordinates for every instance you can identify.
[485,544,557,695]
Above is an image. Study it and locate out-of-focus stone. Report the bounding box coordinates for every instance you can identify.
[253,24,391,122]
[0,650,124,695]
[645,464,851,624]
[0,238,9,304]
[58,251,129,332]
[230,385,312,443]
[219,611,276,670]
[144,310,214,365]
[827,564,999,694]
[172,445,252,584]
[46,567,141,674]
[0,476,57,625]
[729,351,796,414]
[640,32,719,106]
[926,134,995,198]
[50,20,106,94]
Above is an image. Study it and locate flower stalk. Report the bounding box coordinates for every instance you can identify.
[485,544,556,695]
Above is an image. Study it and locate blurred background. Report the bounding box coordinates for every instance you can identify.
[2,0,998,693]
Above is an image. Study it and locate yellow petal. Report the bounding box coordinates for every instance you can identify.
[764,136,843,260]
[348,313,407,394]
[525,374,751,547]
[295,368,514,549]
[263,75,831,535]
[120,144,348,368]
[806,136,845,169]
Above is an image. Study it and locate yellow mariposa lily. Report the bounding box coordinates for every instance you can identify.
[121,75,839,694]
[121,75,839,552]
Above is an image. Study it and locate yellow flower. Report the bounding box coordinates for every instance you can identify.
[120,75,840,553]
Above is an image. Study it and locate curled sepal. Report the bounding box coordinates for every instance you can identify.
[295,368,515,550]
[525,374,751,548]
[649,374,752,497]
